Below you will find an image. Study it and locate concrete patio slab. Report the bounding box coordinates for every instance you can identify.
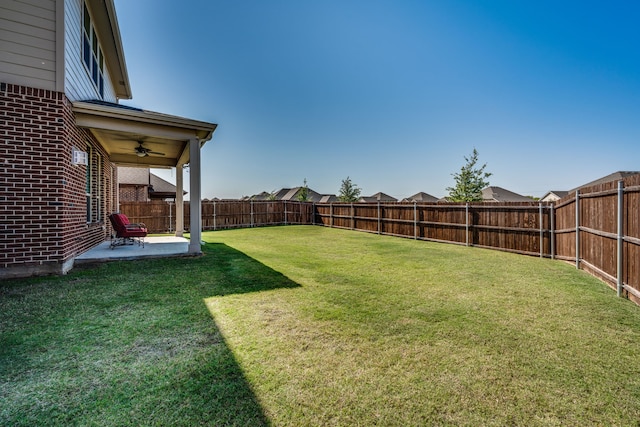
[75,236,191,264]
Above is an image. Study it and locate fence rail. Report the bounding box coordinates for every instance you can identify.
[553,174,640,303]
[119,200,315,233]
[314,202,553,258]
[120,179,640,304]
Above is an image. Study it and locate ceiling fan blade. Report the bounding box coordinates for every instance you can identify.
[148,151,166,156]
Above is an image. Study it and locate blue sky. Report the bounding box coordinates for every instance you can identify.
[113,0,640,199]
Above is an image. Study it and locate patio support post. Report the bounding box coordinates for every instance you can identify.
[175,164,184,237]
[188,138,202,254]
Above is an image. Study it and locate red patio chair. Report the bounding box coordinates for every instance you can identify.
[108,213,148,249]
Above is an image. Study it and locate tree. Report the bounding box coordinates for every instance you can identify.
[446,149,492,202]
[297,178,310,202]
[338,176,361,202]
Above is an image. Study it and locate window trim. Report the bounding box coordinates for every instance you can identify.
[82,2,105,99]
[85,145,104,224]
[96,152,102,222]
[86,144,93,223]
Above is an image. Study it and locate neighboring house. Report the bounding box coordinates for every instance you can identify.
[1,0,217,278]
[319,194,339,203]
[541,171,640,203]
[359,192,398,203]
[271,187,325,202]
[118,167,183,201]
[248,191,273,201]
[540,191,570,202]
[571,171,640,192]
[247,188,338,202]
[481,186,532,202]
[402,192,439,203]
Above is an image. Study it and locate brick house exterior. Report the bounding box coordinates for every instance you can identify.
[1,83,113,277]
[117,167,181,202]
[1,0,216,279]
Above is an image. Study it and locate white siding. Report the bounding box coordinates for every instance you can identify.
[63,0,117,102]
[0,0,57,90]
[102,60,117,102]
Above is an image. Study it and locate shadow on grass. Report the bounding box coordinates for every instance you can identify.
[0,243,300,427]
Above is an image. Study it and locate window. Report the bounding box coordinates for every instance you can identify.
[96,152,102,222]
[86,145,92,223]
[86,145,103,223]
[82,2,105,98]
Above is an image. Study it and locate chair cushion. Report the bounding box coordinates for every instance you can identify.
[109,213,147,237]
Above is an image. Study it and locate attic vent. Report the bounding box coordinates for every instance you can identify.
[72,147,88,165]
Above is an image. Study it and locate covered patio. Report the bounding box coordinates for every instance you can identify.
[74,236,191,264]
[73,100,217,256]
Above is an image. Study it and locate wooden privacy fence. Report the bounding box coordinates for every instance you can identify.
[554,174,640,302]
[201,200,314,230]
[119,200,314,233]
[314,202,553,258]
[119,183,640,304]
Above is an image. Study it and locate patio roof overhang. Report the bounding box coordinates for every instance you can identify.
[72,100,217,168]
[73,100,218,254]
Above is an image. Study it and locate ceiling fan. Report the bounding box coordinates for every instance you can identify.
[134,141,165,157]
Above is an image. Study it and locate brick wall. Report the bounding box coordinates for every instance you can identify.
[0,83,113,278]
[60,94,113,265]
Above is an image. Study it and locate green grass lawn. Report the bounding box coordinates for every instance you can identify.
[2,226,640,426]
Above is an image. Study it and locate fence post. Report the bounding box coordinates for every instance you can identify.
[284,201,288,225]
[213,200,217,230]
[465,203,470,247]
[414,201,418,240]
[377,202,381,235]
[250,199,254,227]
[617,181,624,297]
[330,203,333,228]
[169,201,173,233]
[312,202,316,225]
[550,203,555,259]
[539,202,543,258]
[575,190,580,269]
[351,203,355,230]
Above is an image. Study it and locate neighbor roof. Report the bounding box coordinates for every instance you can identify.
[402,192,438,203]
[571,171,640,192]
[150,173,178,195]
[272,187,324,202]
[319,195,339,203]
[359,192,398,202]
[482,186,532,202]
[540,190,570,202]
